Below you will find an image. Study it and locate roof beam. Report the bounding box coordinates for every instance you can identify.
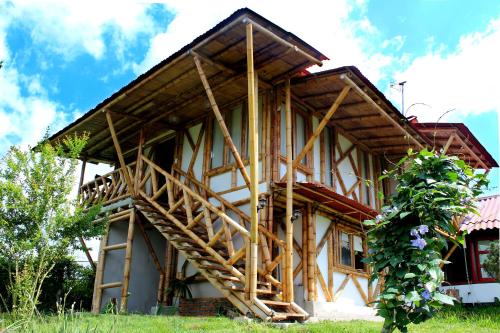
[340,74,424,149]
[242,18,323,67]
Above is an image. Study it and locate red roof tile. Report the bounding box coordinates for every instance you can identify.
[460,195,500,233]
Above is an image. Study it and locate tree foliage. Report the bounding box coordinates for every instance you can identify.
[0,134,103,319]
[364,149,488,333]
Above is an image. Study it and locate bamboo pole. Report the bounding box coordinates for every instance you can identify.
[292,86,351,170]
[307,203,316,301]
[120,210,136,313]
[192,55,251,188]
[105,111,134,193]
[284,79,294,303]
[246,22,259,301]
[91,222,110,313]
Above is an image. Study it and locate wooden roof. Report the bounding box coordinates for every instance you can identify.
[413,122,498,169]
[49,8,327,163]
[291,66,431,158]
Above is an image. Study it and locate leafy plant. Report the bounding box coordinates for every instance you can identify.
[364,149,488,333]
[0,133,103,321]
[165,273,200,305]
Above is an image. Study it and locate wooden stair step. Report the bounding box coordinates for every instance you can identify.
[176,246,207,253]
[103,242,127,251]
[199,264,232,273]
[261,300,291,307]
[272,312,306,320]
[222,286,277,295]
[189,255,220,263]
[215,275,270,287]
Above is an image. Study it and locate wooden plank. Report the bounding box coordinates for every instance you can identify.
[327,233,334,300]
[316,263,332,302]
[333,274,350,301]
[351,275,369,305]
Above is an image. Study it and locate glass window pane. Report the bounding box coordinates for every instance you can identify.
[478,240,491,252]
[295,112,306,164]
[354,235,364,270]
[212,118,224,168]
[341,232,351,266]
[229,105,242,163]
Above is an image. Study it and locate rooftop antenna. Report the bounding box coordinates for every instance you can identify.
[390,80,407,115]
[399,81,407,115]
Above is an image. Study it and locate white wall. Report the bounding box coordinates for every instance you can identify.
[441,283,500,304]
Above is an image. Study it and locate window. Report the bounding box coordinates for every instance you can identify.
[280,104,310,166]
[339,230,365,271]
[475,238,497,282]
[211,103,248,169]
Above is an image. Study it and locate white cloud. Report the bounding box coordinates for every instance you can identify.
[134,0,397,84]
[5,0,161,61]
[0,0,165,153]
[389,16,500,122]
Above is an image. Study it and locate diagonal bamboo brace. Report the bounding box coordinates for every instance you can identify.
[192,55,252,189]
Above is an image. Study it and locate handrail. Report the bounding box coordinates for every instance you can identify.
[141,156,250,238]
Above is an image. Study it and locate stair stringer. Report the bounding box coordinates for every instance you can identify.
[135,201,272,321]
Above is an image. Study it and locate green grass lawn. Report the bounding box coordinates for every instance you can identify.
[1,305,499,332]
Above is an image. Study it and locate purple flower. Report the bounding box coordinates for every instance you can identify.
[410,229,419,237]
[418,225,429,235]
[368,248,374,255]
[411,238,427,250]
[421,290,432,301]
[375,215,384,223]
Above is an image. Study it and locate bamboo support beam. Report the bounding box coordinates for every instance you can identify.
[105,111,134,193]
[292,86,351,170]
[120,211,136,313]
[284,79,294,303]
[192,55,251,188]
[242,18,323,67]
[340,74,424,149]
[246,22,259,301]
[442,135,454,154]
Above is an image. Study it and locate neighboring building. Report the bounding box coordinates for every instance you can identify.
[49,8,497,321]
[442,195,500,304]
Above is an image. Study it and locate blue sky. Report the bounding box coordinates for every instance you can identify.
[0,0,498,194]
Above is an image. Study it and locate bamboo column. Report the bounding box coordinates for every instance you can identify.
[91,222,110,313]
[246,22,259,300]
[120,210,136,312]
[77,159,96,271]
[105,111,134,193]
[307,203,316,301]
[284,79,294,303]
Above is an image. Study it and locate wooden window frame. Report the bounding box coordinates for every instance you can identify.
[472,236,497,283]
[336,226,367,273]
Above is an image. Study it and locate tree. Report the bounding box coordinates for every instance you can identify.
[0,134,103,320]
[364,149,487,333]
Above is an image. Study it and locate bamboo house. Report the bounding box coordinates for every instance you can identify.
[50,8,497,321]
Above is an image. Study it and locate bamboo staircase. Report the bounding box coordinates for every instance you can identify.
[85,156,308,321]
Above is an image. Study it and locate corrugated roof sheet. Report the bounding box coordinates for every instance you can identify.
[460,195,500,233]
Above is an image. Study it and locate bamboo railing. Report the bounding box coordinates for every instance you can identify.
[79,162,136,207]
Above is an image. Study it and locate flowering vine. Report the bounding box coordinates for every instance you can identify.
[364,149,488,333]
